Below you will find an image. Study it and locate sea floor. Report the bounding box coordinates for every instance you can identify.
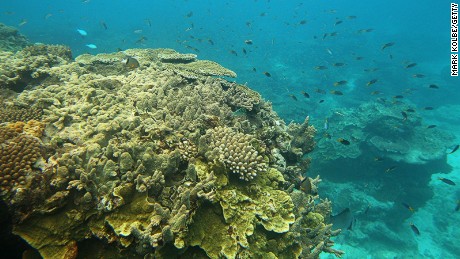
[319,122,460,259]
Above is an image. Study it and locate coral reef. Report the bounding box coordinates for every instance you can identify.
[314,101,454,164]
[0,46,338,258]
[201,126,267,181]
[0,45,72,92]
[0,23,29,52]
[0,104,43,123]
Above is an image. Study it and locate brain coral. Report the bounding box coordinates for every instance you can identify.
[0,126,42,194]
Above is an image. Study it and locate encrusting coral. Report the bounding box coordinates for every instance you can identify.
[0,44,342,259]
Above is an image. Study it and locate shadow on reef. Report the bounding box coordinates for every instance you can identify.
[0,200,35,259]
[0,37,343,259]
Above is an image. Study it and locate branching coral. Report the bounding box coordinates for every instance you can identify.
[201,126,267,181]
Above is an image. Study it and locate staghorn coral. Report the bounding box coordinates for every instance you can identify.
[0,23,30,52]
[201,126,267,181]
[0,46,336,259]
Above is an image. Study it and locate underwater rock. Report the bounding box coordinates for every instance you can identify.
[0,46,337,258]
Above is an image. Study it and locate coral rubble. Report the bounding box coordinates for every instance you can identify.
[0,45,339,258]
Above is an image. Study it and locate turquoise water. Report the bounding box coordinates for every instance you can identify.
[1,0,459,258]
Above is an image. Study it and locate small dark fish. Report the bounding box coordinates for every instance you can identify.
[370,91,381,95]
[357,28,373,33]
[385,166,397,173]
[260,12,267,17]
[322,33,328,39]
[374,157,383,162]
[301,91,310,98]
[393,95,404,99]
[381,42,395,50]
[334,80,347,86]
[427,125,437,129]
[448,144,459,154]
[364,68,379,72]
[455,200,460,212]
[330,32,338,36]
[242,48,247,54]
[337,138,350,145]
[252,67,257,72]
[315,65,328,70]
[355,56,364,60]
[424,107,434,110]
[100,21,107,30]
[439,177,456,186]
[413,74,425,78]
[145,19,152,27]
[429,84,439,89]
[402,202,414,212]
[244,39,253,45]
[401,111,408,121]
[263,71,271,77]
[406,108,416,112]
[122,57,140,69]
[366,79,378,86]
[319,99,324,103]
[347,15,357,19]
[246,21,252,27]
[405,63,417,68]
[330,90,344,95]
[333,62,345,67]
[230,50,238,56]
[208,39,214,45]
[289,94,298,101]
[299,177,312,194]
[136,36,148,44]
[331,208,354,231]
[364,204,370,214]
[299,20,307,25]
[186,11,193,18]
[410,223,420,236]
[334,20,343,26]
[315,88,326,94]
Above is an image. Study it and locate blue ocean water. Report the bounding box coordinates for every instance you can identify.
[1,0,459,258]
